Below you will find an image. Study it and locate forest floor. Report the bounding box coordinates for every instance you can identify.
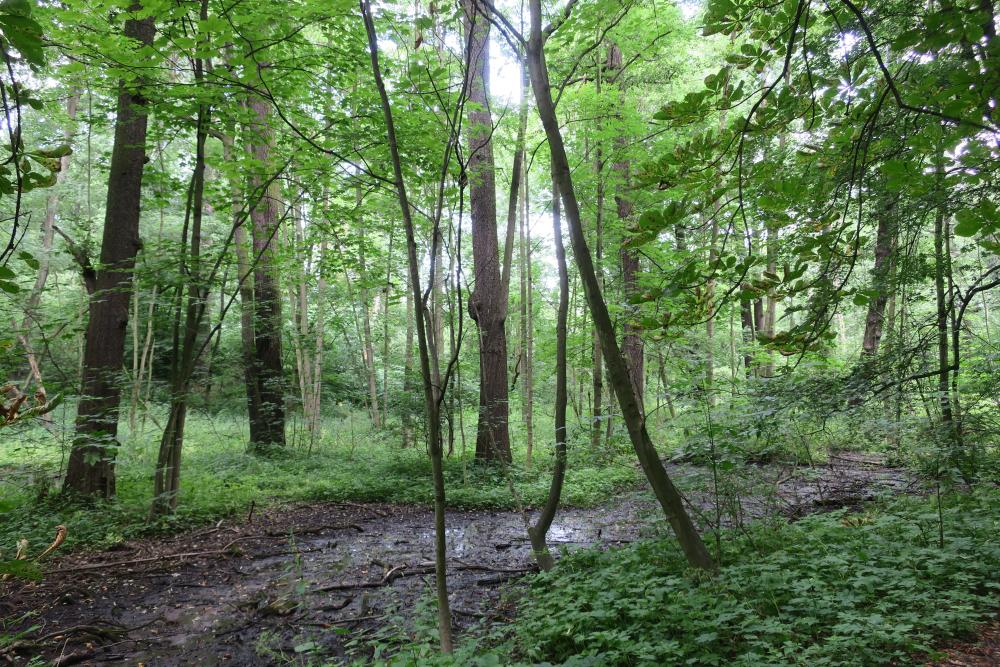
[0,453,982,666]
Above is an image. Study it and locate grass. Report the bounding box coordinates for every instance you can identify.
[0,403,640,555]
[365,490,1000,666]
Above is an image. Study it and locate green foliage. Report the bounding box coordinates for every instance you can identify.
[509,492,1000,666]
[0,558,40,580]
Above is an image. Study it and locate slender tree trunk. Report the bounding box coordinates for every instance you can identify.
[527,173,568,572]
[151,49,210,515]
[246,91,286,452]
[523,159,534,466]
[592,134,605,451]
[463,0,511,462]
[402,288,415,448]
[17,93,79,425]
[502,61,530,464]
[358,225,382,429]
[65,10,156,497]
[309,240,328,448]
[524,9,714,570]
[933,154,962,470]
[382,233,393,427]
[361,2,454,648]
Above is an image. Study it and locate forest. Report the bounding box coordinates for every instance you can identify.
[0,0,998,663]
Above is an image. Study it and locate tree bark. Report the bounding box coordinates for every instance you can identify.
[65,10,156,497]
[463,0,511,462]
[861,196,898,357]
[246,90,286,452]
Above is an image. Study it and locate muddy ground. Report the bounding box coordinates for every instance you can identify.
[1,454,921,665]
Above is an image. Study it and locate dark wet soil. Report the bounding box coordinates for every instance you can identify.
[1,454,920,666]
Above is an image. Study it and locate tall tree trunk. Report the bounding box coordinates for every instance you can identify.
[381,233,393,427]
[402,288,415,448]
[591,130,605,451]
[607,43,643,409]
[65,10,156,497]
[309,240,328,448]
[361,1,454,648]
[524,6,714,570]
[246,91,286,452]
[358,222,382,429]
[224,131,264,450]
[933,153,961,469]
[521,143,534,466]
[463,0,511,462]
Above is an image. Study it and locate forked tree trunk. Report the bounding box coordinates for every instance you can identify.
[524,5,714,570]
[65,10,156,497]
[462,0,511,462]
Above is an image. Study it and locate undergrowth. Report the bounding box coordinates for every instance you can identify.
[370,490,1000,666]
[0,407,638,554]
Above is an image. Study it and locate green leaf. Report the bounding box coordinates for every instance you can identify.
[953,209,981,237]
[18,250,38,269]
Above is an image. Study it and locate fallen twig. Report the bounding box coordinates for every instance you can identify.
[265,523,363,537]
[48,537,265,574]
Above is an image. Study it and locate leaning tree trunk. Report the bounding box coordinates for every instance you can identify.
[245,91,286,452]
[463,0,511,462]
[65,10,156,497]
[524,6,715,570]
